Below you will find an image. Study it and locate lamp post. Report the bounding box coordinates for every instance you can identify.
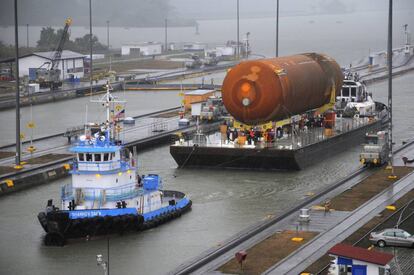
[106,20,110,50]
[275,0,279,57]
[387,0,395,178]
[236,0,240,60]
[96,237,110,275]
[26,23,29,48]
[164,18,168,53]
[89,0,93,95]
[14,0,21,167]
[96,254,108,275]
[245,32,250,59]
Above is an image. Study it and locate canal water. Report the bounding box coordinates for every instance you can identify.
[1,73,413,274]
[0,90,182,147]
[0,9,414,275]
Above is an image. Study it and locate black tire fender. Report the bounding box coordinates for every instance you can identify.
[45,232,66,246]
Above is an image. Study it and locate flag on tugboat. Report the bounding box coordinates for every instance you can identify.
[114,109,125,119]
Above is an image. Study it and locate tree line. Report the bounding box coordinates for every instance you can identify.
[0,27,107,60]
[36,27,107,53]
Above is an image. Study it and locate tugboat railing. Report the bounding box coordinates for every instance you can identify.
[74,160,123,172]
[61,183,143,202]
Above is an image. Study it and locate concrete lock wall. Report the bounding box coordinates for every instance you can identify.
[0,165,70,197]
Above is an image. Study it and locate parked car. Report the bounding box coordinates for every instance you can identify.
[369,228,414,248]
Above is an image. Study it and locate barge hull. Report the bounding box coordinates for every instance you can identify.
[170,120,384,170]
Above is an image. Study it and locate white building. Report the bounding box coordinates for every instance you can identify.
[121,42,163,56]
[327,243,393,275]
[183,42,207,51]
[84,54,105,60]
[18,50,85,80]
[215,46,235,57]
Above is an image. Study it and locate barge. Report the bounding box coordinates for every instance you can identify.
[170,53,388,170]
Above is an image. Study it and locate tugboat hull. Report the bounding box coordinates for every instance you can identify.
[38,191,192,246]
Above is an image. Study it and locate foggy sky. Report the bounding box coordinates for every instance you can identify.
[169,0,412,19]
[1,0,413,27]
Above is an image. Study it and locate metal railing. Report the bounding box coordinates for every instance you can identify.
[61,183,143,202]
[182,117,375,150]
[74,160,124,172]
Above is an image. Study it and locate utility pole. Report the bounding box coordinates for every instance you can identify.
[236,0,240,60]
[275,0,279,57]
[164,18,168,53]
[14,0,21,168]
[26,23,29,48]
[387,0,396,179]
[89,0,93,95]
[106,20,110,50]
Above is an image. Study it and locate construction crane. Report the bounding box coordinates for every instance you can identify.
[36,17,72,89]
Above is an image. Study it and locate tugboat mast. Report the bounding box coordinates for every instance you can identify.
[90,83,125,139]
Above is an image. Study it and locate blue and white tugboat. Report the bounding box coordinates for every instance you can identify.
[38,84,192,246]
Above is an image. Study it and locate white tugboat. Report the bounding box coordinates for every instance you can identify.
[38,84,192,246]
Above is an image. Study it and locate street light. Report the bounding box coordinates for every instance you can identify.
[96,237,110,275]
[275,0,279,57]
[236,0,240,60]
[96,254,108,275]
[106,20,110,50]
[386,0,396,179]
[244,32,250,59]
[14,0,21,167]
[164,18,168,53]
[89,0,93,95]
[26,23,29,48]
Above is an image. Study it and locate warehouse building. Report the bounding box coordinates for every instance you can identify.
[121,42,163,56]
[183,42,207,51]
[17,50,85,80]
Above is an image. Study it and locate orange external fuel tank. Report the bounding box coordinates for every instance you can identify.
[222,53,343,125]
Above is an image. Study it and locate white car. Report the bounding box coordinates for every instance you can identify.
[369,228,414,248]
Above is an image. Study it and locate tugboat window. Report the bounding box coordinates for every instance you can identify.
[111,152,115,160]
[78,153,84,161]
[342,87,350,97]
[103,153,109,161]
[95,154,101,162]
[86,153,93,161]
[351,87,357,97]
